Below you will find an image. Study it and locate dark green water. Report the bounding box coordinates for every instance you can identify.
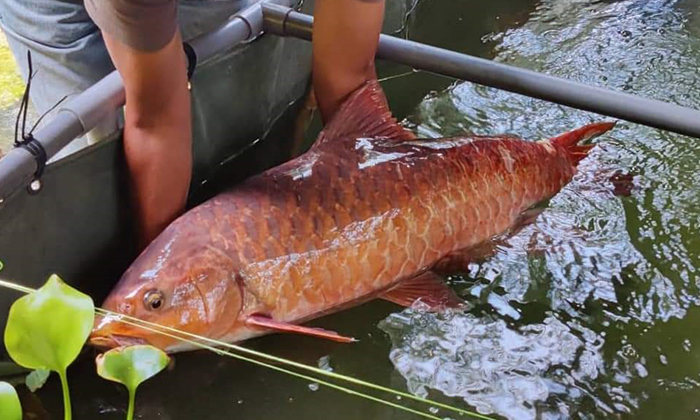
[13,0,700,418]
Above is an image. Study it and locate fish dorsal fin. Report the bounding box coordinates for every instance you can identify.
[313,79,415,150]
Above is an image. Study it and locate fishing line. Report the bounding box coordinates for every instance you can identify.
[0,278,495,420]
[95,309,496,420]
[378,70,420,83]
[113,316,444,420]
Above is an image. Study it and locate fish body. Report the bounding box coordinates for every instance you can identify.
[90,81,614,352]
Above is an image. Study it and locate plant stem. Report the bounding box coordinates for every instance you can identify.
[126,388,135,420]
[58,369,71,420]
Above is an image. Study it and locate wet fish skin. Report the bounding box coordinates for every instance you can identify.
[90,80,614,352]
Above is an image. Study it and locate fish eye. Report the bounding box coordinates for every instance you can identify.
[143,289,165,311]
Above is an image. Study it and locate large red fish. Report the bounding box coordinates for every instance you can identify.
[90,80,614,352]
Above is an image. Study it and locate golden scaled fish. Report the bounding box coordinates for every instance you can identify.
[89,80,614,352]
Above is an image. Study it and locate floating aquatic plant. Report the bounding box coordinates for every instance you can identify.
[0,381,21,420]
[96,345,170,420]
[3,274,95,420]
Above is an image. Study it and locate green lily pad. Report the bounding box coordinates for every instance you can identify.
[4,274,95,420]
[96,345,170,420]
[26,369,50,392]
[0,381,22,420]
[4,274,94,371]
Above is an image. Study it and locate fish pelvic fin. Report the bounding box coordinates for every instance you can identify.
[381,271,465,311]
[312,79,415,150]
[245,315,357,343]
[549,121,616,165]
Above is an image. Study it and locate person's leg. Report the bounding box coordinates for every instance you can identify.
[0,0,118,156]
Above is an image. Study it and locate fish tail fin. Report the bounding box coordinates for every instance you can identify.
[550,122,616,165]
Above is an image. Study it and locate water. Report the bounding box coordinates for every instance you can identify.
[380,0,700,418]
[5,0,700,418]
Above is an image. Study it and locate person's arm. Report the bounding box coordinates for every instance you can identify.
[85,0,192,248]
[102,32,192,248]
[312,0,385,123]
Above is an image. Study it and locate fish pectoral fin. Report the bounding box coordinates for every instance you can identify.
[512,206,546,234]
[432,241,501,274]
[380,271,464,311]
[244,315,357,343]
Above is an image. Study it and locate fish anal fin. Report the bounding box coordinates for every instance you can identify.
[314,79,415,149]
[245,315,357,343]
[380,271,464,311]
[432,242,499,274]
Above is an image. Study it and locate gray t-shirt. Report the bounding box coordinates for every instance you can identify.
[85,0,178,52]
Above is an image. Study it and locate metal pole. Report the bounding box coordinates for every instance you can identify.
[262,3,700,140]
[0,0,297,202]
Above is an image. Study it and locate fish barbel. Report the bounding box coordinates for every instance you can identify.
[90,80,614,352]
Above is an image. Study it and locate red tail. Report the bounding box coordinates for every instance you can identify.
[550,122,616,165]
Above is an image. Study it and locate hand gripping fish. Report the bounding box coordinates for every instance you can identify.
[90,80,614,352]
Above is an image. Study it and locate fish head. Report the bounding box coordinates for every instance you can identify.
[90,219,243,352]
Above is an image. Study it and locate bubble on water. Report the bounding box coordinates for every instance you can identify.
[237,399,243,405]
[634,363,648,378]
[660,354,669,366]
[308,383,319,392]
[683,339,692,352]
[396,396,402,400]
[429,407,439,414]
[318,355,334,372]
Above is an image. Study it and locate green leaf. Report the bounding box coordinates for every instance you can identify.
[4,274,95,372]
[0,381,22,420]
[3,274,94,420]
[26,369,51,392]
[96,345,170,420]
[96,345,170,391]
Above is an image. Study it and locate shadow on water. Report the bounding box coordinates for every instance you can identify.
[15,0,700,419]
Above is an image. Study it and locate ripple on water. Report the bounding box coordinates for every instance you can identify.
[388,0,700,418]
[379,309,644,420]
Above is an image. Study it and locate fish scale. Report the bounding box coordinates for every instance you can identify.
[89,80,614,352]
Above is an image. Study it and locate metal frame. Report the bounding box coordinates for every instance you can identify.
[263,3,700,138]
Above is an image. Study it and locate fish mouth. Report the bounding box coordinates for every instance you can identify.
[89,334,149,349]
[89,313,150,349]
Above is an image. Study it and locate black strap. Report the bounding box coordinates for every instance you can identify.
[19,135,47,180]
[13,51,65,182]
[183,42,197,81]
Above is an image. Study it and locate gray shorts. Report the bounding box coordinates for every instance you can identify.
[0,0,248,155]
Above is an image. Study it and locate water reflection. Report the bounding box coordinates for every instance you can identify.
[384,0,700,418]
[379,310,643,419]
